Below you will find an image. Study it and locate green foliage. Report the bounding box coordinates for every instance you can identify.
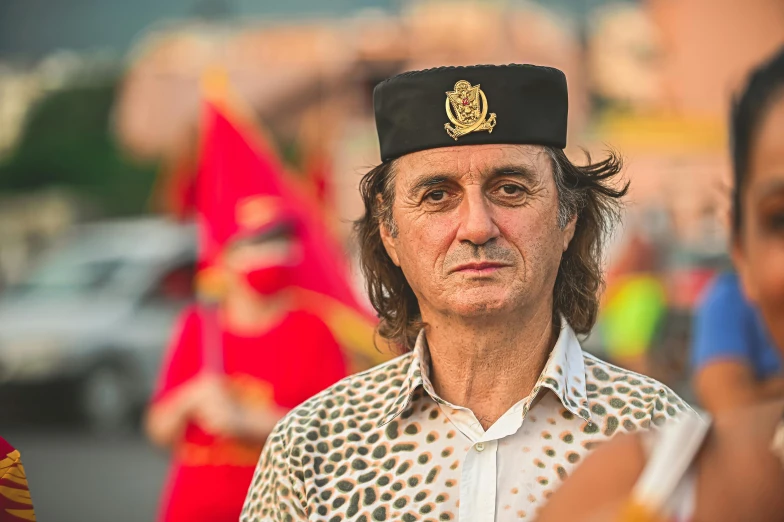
[0,80,159,216]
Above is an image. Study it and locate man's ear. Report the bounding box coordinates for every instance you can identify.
[377,195,400,267]
[562,214,578,252]
[731,238,758,303]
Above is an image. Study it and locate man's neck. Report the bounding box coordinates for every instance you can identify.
[422,304,557,430]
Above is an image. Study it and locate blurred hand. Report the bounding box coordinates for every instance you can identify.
[183,373,245,437]
[169,372,285,442]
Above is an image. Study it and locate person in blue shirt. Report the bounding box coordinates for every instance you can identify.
[691,271,783,413]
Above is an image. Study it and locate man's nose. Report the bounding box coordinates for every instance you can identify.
[455,190,500,246]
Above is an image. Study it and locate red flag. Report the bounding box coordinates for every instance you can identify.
[194,98,388,370]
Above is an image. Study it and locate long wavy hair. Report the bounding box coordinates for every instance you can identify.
[354,146,628,351]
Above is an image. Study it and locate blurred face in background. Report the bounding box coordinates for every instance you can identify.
[734,93,784,350]
[223,229,302,297]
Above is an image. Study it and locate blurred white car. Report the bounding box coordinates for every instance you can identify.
[0,217,196,431]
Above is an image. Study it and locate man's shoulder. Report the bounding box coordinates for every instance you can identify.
[581,352,692,428]
[272,351,415,438]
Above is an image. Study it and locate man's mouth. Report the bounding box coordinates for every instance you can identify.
[451,261,510,274]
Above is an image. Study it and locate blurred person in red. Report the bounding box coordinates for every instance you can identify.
[537,45,784,522]
[0,437,35,521]
[144,99,348,522]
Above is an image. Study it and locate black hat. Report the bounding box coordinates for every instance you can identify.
[373,64,568,162]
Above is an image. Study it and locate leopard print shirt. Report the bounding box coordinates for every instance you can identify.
[242,323,691,521]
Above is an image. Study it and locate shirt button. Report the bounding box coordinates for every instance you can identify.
[475,442,485,452]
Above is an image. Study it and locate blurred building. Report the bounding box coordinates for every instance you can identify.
[0,65,43,157]
[4,0,782,283]
[114,2,588,242]
[0,190,82,288]
[588,0,784,257]
[0,51,119,157]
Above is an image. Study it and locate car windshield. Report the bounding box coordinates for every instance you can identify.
[8,222,196,299]
[24,258,123,293]
[10,229,149,297]
[14,250,127,296]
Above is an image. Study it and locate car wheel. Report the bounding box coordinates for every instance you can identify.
[80,365,135,433]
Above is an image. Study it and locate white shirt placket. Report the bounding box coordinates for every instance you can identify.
[437,394,529,521]
[460,438,499,521]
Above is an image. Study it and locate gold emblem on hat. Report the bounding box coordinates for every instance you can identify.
[444,80,497,140]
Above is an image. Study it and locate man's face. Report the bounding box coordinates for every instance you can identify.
[380,144,576,321]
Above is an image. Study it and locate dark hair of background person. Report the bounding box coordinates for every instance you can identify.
[731,45,784,235]
[355,147,628,351]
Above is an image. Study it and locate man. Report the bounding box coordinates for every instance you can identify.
[242,64,691,521]
[692,271,783,414]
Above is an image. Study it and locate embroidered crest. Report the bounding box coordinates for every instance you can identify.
[444,80,497,140]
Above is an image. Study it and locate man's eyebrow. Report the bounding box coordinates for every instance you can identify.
[488,164,540,183]
[406,173,457,196]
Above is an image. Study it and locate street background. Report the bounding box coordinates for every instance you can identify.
[1,0,783,520]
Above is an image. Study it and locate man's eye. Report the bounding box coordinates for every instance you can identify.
[500,185,524,195]
[425,190,446,202]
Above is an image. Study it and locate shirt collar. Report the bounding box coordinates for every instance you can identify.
[377,330,427,427]
[378,328,430,426]
[526,320,592,422]
[377,320,592,427]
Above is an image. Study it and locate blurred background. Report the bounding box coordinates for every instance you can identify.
[0,0,782,521]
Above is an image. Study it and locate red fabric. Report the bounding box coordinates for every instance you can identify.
[242,265,296,296]
[195,103,373,319]
[153,306,346,522]
[0,437,35,521]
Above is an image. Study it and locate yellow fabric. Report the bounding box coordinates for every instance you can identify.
[293,288,392,372]
[601,274,667,359]
[617,500,665,522]
[0,448,36,521]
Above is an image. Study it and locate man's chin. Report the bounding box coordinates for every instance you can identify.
[445,295,518,318]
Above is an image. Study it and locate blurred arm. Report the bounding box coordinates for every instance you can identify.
[690,274,779,414]
[147,373,291,446]
[144,380,198,448]
[692,398,784,521]
[536,433,646,522]
[145,308,202,448]
[694,361,784,414]
[538,400,784,522]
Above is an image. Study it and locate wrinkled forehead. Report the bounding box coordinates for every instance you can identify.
[394,144,551,184]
